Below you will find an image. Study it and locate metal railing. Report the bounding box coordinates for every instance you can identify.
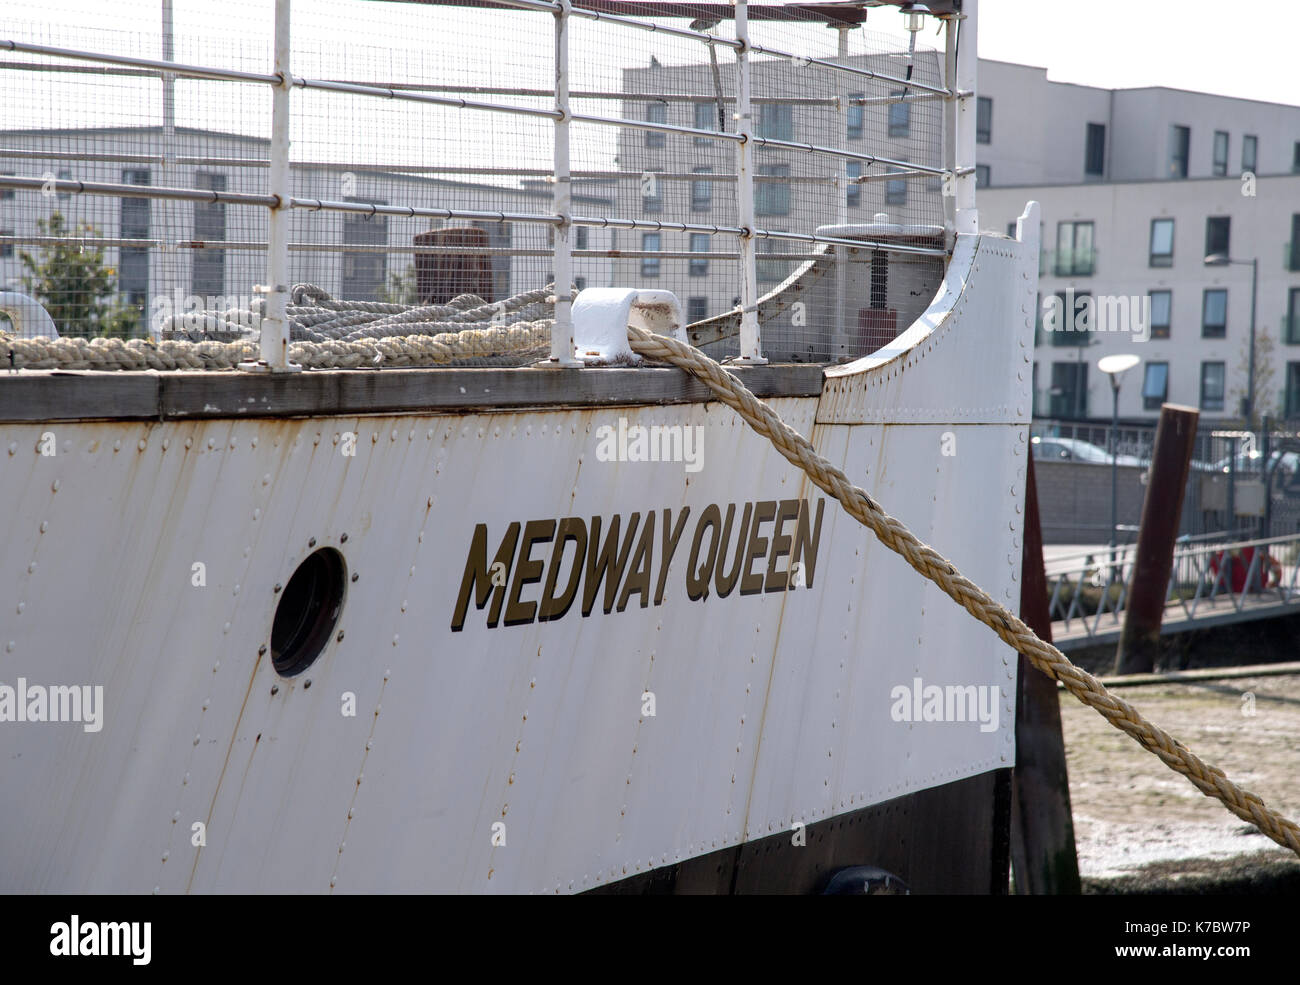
[1047,531,1300,644]
[1,0,977,368]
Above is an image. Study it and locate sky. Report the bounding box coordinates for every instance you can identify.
[977,0,1300,107]
[4,0,1297,176]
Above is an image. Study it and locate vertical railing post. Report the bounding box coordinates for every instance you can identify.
[951,0,977,237]
[734,0,765,364]
[832,23,851,356]
[158,0,176,343]
[547,0,581,367]
[161,0,175,139]
[247,0,298,371]
[941,13,957,249]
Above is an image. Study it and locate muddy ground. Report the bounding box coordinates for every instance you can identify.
[1056,664,1300,894]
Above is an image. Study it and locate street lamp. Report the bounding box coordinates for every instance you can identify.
[1099,353,1140,562]
[1205,252,1259,423]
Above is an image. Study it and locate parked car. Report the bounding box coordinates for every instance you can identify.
[1030,435,1145,467]
[1209,449,1300,479]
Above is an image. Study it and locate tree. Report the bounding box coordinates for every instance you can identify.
[18,212,141,338]
[377,263,419,305]
[1228,325,1279,428]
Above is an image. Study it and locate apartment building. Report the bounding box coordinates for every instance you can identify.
[975,61,1300,424]
[615,53,1300,420]
[0,126,614,334]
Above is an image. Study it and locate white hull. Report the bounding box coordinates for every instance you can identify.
[0,228,1037,892]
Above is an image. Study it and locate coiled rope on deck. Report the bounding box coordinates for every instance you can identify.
[625,323,1300,859]
[2,284,558,370]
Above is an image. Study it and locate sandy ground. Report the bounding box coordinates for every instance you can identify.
[1059,672,1300,885]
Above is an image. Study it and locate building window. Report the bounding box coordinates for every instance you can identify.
[1200,361,1225,412]
[642,169,663,214]
[1286,287,1300,345]
[1201,288,1227,338]
[1149,290,1171,339]
[694,101,716,144]
[1294,141,1300,172]
[575,276,587,291]
[847,93,864,140]
[1287,363,1300,417]
[1149,218,1174,267]
[0,231,12,259]
[119,169,152,316]
[1242,134,1257,174]
[1048,290,1091,346]
[756,236,791,284]
[757,103,793,141]
[0,173,13,201]
[689,232,710,276]
[192,172,226,297]
[1204,215,1230,260]
[644,102,666,147]
[1169,125,1190,179]
[687,297,708,322]
[1085,123,1105,177]
[886,166,907,204]
[755,165,790,216]
[1054,220,1095,277]
[974,165,990,189]
[57,169,72,201]
[1142,362,1169,410]
[1049,362,1088,418]
[641,232,660,278]
[341,195,388,302]
[846,162,861,208]
[691,167,713,211]
[1289,213,1300,272]
[976,96,991,144]
[575,226,589,250]
[888,92,910,138]
[1212,130,1229,176]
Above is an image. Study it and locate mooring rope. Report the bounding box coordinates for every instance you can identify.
[625,323,1300,860]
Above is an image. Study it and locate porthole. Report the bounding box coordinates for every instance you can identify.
[271,548,346,677]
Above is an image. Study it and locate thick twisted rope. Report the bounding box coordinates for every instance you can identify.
[3,284,563,369]
[2,322,552,371]
[626,324,1300,859]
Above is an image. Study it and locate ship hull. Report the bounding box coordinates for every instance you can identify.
[0,231,1036,893]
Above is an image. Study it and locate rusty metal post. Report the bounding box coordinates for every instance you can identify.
[1010,454,1082,894]
[1114,404,1200,675]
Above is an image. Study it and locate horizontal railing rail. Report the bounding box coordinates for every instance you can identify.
[1047,532,1300,644]
[2,0,972,366]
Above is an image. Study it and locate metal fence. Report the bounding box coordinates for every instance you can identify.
[0,0,977,369]
[1046,531,1300,648]
[1032,418,1300,540]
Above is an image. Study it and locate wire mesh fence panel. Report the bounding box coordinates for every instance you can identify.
[2,0,955,367]
[2,0,277,338]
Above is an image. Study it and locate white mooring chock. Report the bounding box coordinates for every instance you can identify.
[571,288,686,365]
